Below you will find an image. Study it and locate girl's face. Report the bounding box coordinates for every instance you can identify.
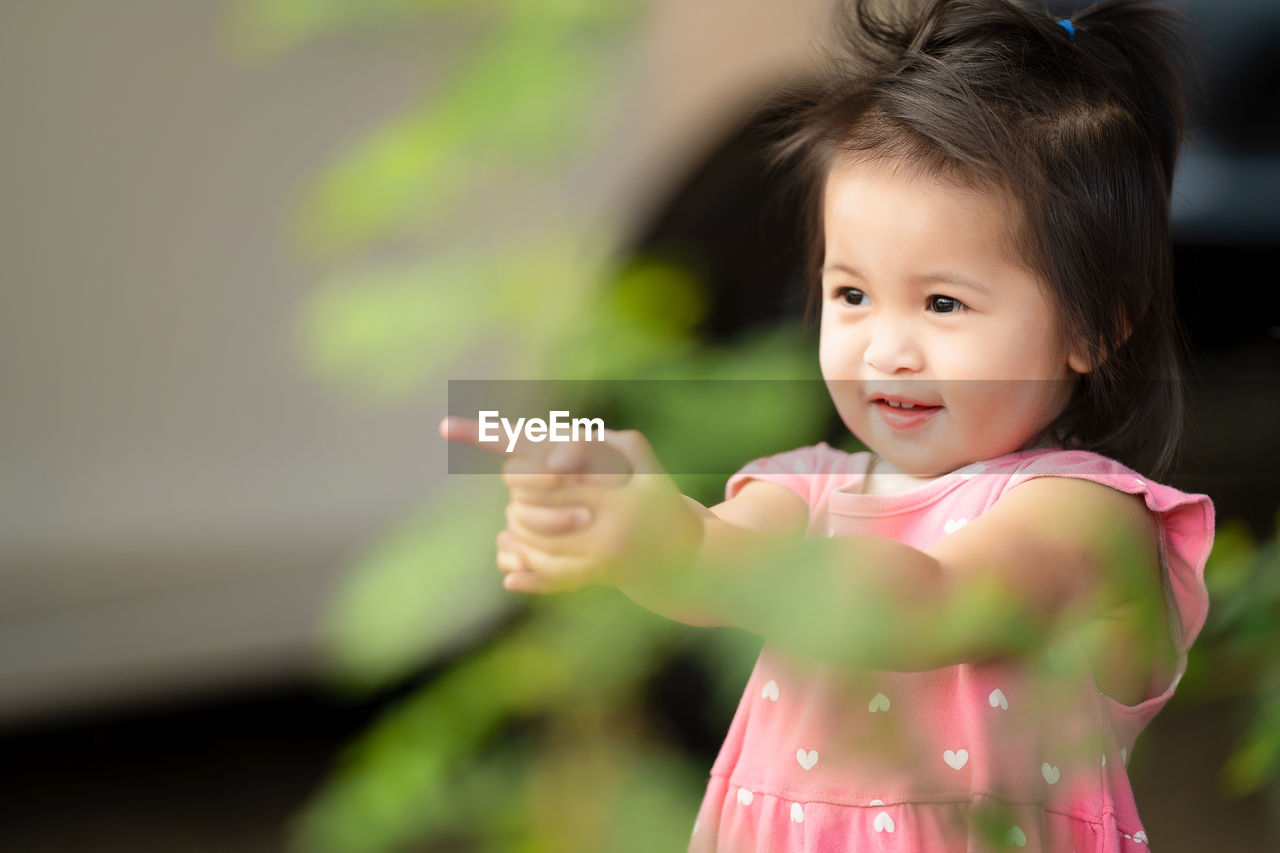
[819,157,1090,478]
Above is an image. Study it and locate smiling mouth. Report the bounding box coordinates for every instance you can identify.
[877,400,940,410]
[869,394,942,410]
[871,397,943,428]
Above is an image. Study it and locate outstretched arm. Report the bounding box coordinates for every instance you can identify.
[443,419,1162,671]
[608,474,1160,672]
[666,474,1160,671]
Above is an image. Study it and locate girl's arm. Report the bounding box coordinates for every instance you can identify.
[445,420,1161,671]
[628,474,1161,671]
[652,481,810,627]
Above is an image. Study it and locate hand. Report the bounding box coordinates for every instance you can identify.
[440,418,704,595]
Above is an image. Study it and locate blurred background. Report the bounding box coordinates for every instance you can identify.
[2,0,1278,850]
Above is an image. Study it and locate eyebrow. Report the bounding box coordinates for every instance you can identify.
[821,264,992,297]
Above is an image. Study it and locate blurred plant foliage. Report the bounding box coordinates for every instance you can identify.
[1181,513,1280,798]
[228,0,827,850]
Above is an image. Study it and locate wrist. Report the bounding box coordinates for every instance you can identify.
[611,493,711,623]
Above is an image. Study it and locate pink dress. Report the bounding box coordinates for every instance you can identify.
[688,444,1214,853]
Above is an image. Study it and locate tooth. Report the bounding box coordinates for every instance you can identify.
[901,403,915,409]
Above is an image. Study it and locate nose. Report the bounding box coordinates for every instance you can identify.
[862,314,924,374]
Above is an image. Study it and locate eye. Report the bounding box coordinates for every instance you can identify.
[834,286,868,306]
[928,294,967,314]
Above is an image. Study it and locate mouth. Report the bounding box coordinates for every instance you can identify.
[869,393,943,429]
[869,392,942,410]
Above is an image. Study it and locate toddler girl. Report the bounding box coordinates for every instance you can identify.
[444,0,1214,849]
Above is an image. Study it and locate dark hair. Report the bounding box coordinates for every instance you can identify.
[764,0,1198,477]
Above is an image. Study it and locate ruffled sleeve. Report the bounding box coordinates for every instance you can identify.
[999,449,1215,707]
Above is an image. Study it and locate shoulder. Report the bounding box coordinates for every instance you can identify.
[719,443,866,536]
[994,447,1215,655]
[997,448,1214,553]
[710,479,810,537]
[726,443,867,502]
[938,450,1170,593]
[991,450,1169,588]
[997,450,1157,532]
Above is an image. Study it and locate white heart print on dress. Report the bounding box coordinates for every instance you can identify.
[761,680,780,702]
[737,788,754,806]
[1042,762,1060,785]
[874,812,895,833]
[1134,831,1148,843]
[943,749,969,770]
[868,692,890,712]
[944,518,968,535]
[1005,825,1027,847]
[797,749,819,770]
[988,688,1008,710]
[791,803,805,823]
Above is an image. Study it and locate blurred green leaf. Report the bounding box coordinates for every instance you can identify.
[298,254,494,399]
[299,588,691,851]
[1203,520,1255,600]
[291,17,627,255]
[1221,690,1280,797]
[227,0,637,57]
[322,483,511,689]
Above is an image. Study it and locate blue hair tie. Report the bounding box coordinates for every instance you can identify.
[1057,18,1076,39]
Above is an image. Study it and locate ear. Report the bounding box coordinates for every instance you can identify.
[1067,309,1133,375]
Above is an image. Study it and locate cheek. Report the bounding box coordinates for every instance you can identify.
[818,313,862,378]
[818,318,840,377]
[939,327,1057,381]
[819,337,839,379]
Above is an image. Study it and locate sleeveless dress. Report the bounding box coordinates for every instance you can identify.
[687,444,1214,853]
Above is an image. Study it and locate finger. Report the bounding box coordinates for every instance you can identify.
[496,535,555,594]
[601,429,661,477]
[508,440,629,484]
[501,462,565,494]
[508,482,600,507]
[502,569,547,594]
[496,533,545,594]
[510,442,628,489]
[546,442,587,474]
[508,501,591,536]
[440,417,499,453]
[497,528,541,564]
[506,504,588,555]
[513,544,593,593]
[572,440,632,484]
[496,547,525,575]
[440,416,550,464]
[498,528,555,561]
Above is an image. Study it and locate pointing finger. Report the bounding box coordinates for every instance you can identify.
[440,417,518,457]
